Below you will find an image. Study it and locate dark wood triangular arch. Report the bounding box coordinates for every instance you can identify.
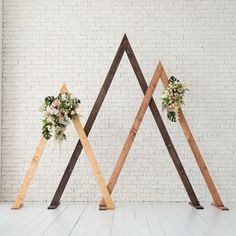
[48,34,203,209]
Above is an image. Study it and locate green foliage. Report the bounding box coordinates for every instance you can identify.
[44,96,55,106]
[40,92,80,142]
[161,76,188,122]
[42,120,52,140]
[169,76,179,83]
[167,112,177,122]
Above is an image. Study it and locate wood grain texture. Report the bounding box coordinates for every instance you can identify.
[63,84,114,209]
[72,115,114,209]
[160,70,228,210]
[125,41,202,209]
[11,136,47,209]
[12,83,71,209]
[99,62,163,208]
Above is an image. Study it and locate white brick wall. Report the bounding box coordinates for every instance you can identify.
[1,0,236,203]
[0,0,2,194]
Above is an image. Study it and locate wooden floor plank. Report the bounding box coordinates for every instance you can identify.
[195,205,236,235]
[81,204,114,236]
[69,204,97,236]
[207,205,236,231]
[42,204,87,236]
[123,203,139,236]
[133,203,156,236]
[151,203,195,236]
[0,203,235,236]
[94,208,114,236]
[174,203,209,236]
[175,203,235,236]
[0,204,45,236]
[0,203,17,224]
[17,204,68,236]
[110,204,125,236]
[141,203,165,236]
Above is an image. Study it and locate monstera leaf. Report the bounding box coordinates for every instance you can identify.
[167,111,177,122]
[44,96,55,106]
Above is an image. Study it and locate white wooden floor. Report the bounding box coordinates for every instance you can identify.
[0,202,235,236]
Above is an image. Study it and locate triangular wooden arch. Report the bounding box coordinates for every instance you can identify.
[12,84,114,210]
[99,61,228,211]
[160,67,228,211]
[99,61,163,209]
[48,34,205,210]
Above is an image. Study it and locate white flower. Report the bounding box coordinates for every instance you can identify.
[61,94,67,101]
[46,106,51,114]
[51,107,59,115]
[46,117,53,123]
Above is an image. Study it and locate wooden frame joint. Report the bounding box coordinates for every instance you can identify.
[48,201,60,209]
[211,202,229,211]
[189,202,204,210]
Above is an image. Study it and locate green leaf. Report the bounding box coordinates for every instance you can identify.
[44,96,55,106]
[167,111,177,122]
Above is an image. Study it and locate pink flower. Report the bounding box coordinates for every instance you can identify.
[171,96,176,100]
[52,99,61,108]
[46,107,51,114]
[167,105,174,112]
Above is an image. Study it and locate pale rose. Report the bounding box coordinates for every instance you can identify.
[46,106,51,114]
[52,99,61,108]
[167,105,174,112]
[51,107,59,115]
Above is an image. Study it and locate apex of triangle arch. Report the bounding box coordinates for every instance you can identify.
[122,33,129,42]
[60,83,68,93]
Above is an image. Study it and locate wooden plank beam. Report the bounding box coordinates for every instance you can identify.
[63,84,114,209]
[11,136,47,209]
[160,69,228,210]
[72,115,114,209]
[99,62,162,209]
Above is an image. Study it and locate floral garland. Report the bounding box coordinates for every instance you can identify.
[40,92,80,142]
[161,76,188,122]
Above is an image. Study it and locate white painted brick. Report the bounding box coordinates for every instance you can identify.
[1,0,236,203]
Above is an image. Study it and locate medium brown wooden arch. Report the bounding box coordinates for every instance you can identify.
[99,60,228,211]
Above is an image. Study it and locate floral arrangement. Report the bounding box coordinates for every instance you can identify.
[161,76,188,122]
[40,92,80,142]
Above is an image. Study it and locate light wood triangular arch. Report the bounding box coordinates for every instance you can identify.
[11,84,114,210]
